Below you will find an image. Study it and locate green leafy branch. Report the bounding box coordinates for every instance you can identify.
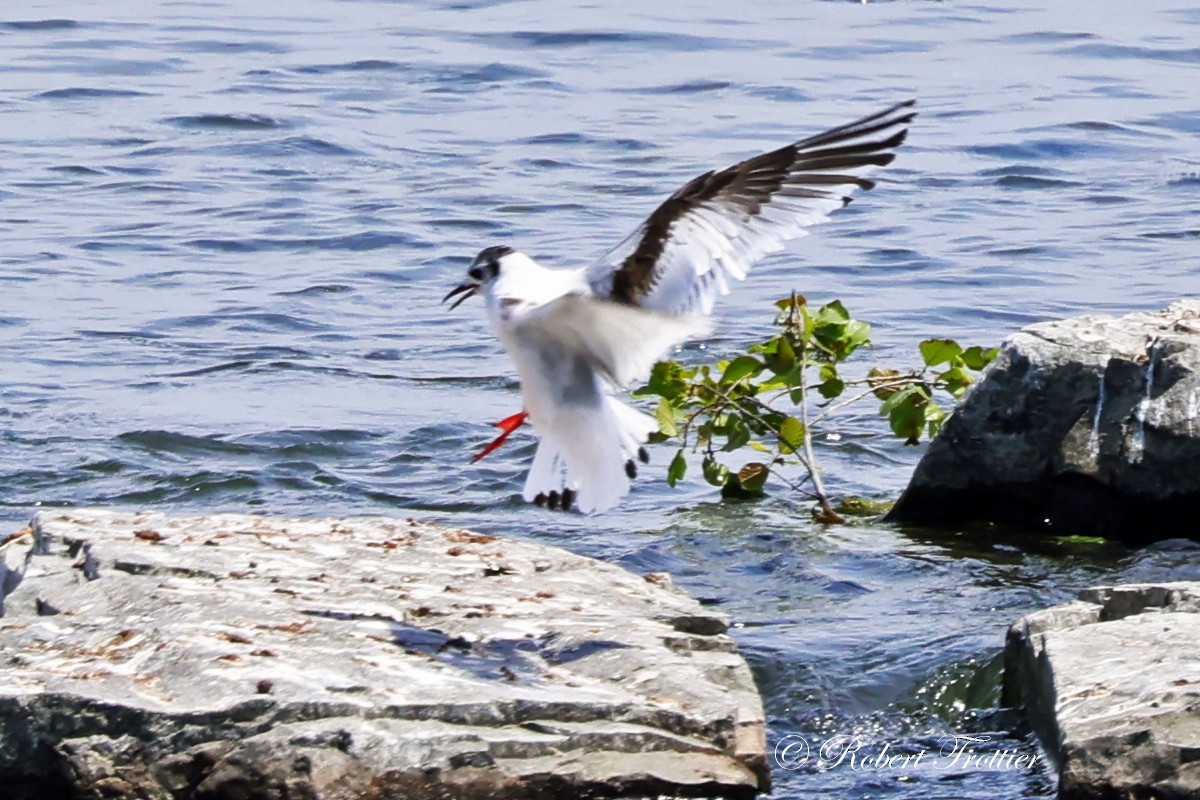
[634,294,998,522]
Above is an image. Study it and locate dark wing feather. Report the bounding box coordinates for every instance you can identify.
[587,100,916,314]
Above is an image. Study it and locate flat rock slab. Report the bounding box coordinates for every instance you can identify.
[890,299,1200,541]
[0,510,767,800]
[1003,582,1200,800]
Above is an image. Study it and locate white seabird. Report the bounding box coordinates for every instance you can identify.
[444,100,916,513]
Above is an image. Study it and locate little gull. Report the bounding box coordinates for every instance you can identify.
[444,100,916,513]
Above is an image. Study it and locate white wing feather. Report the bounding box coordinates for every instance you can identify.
[512,293,711,388]
[587,100,916,316]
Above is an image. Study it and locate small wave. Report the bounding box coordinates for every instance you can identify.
[978,165,1062,178]
[1002,30,1097,44]
[275,284,356,297]
[520,131,656,153]
[295,59,407,74]
[630,80,732,95]
[1066,42,1200,65]
[110,472,263,504]
[970,139,1101,160]
[118,430,259,456]
[78,459,126,475]
[480,29,738,52]
[3,19,79,31]
[993,174,1082,189]
[174,40,291,55]
[1166,173,1200,188]
[165,113,289,130]
[453,62,547,83]
[1143,111,1200,135]
[47,165,106,176]
[226,135,358,157]
[147,311,325,333]
[36,87,153,100]
[745,84,813,103]
[185,231,427,253]
[428,217,508,231]
[165,361,254,378]
[78,328,167,340]
[1140,229,1200,240]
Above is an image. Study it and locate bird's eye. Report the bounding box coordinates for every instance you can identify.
[468,266,484,281]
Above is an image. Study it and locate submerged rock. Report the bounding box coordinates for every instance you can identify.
[1002,582,1200,800]
[0,510,767,800]
[889,299,1200,542]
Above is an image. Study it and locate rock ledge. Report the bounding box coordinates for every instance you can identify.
[0,510,767,799]
[1003,582,1200,800]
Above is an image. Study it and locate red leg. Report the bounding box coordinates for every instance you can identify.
[471,411,529,463]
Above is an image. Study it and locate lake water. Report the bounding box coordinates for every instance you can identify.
[2,1,1199,797]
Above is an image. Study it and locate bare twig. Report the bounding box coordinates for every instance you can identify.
[796,322,844,523]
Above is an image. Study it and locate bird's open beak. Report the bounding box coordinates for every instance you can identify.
[442,282,478,311]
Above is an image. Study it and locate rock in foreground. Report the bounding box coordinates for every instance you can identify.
[889,300,1200,542]
[1003,583,1200,800]
[0,510,767,800]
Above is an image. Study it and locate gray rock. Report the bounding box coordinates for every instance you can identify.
[0,510,767,800]
[889,299,1200,542]
[1003,582,1200,800]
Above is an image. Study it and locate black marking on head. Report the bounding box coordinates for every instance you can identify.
[533,492,547,507]
[638,447,650,464]
[561,488,575,511]
[625,460,637,480]
[470,245,513,282]
[470,245,513,280]
[546,490,561,510]
[477,244,513,262]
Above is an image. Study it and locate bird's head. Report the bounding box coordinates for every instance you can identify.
[442,245,518,310]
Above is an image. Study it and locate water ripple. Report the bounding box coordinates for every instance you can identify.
[3,5,1198,798]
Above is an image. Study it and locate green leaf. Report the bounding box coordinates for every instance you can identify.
[818,377,846,399]
[655,398,679,438]
[764,335,796,374]
[667,449,687,487]
[961,345,999,371]
[778,416,805,454]
[815,299,850,325]
[923,403,947,439]
[701,455,730,487]
[883,386,929,445]
[879,384,922,416]
[737,462,769,493]
[937,365,973,398]
[721,355,763,385]
[723,417,751,451]
[842,320,871,353]
[634,360,688,400]
[811,305,872,361]
[919,338,963,367]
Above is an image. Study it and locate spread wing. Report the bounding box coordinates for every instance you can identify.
[585,100,916,315]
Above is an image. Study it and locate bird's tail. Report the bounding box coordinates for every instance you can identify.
[522,397,657,514]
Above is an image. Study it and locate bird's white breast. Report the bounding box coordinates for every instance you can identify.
[483,253,594,428]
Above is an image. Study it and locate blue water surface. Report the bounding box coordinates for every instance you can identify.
[2,1,1199,797]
